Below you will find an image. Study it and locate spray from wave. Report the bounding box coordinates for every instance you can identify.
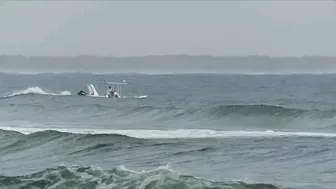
[0,164,284,189]
[2,87,71,98]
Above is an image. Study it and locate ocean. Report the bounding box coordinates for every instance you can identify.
[0,73,335,189]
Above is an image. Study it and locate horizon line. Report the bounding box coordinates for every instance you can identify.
[2,71,336,76]
[1,54,336,58]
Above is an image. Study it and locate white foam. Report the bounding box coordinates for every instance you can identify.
[1,127,336,138]
[2,86,146,99]
[60,91,71,95]
[84,95,147,99]
[123,95,148,99]
[3,87,71,97]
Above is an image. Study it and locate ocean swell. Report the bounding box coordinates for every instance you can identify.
[2,86,336,119]
[3,87,336,132]
[1,128,336,140]
[0,165,285,189]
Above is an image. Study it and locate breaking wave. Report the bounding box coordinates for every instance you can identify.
[1,87,71,98]
[0,129,326,189]
[0,165,284,189]
[1,128,336,139]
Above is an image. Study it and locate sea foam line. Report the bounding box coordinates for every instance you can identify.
[1,127,336,138]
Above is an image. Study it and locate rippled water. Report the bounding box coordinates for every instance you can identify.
[0,73,335,189]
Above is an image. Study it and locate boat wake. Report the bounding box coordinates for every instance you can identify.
[1,87,147,99]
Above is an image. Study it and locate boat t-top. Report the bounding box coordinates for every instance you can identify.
[77,80,127,98]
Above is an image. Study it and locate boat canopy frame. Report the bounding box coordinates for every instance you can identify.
[101,80,127,96]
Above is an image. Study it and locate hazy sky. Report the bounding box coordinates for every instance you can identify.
[0,1,336,57]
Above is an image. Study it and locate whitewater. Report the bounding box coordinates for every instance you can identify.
[0,73,335,189]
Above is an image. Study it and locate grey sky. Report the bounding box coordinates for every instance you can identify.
[0,1,336,57]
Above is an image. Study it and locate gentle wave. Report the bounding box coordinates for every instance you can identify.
[1,127,336,139]
[3,86,336,116]
[2,87,335,119]
[209,104,306,117]
[0,165,284,189]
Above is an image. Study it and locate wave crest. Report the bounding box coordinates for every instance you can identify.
[1,128,336,139]
[210,104,306,117]
[0,165,285,189]
[111,104,335,119]
[2,87,71,98]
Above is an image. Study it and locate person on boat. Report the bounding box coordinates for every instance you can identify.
[113,90,121,98]
[107,86,113,98]
[107,86,121,98]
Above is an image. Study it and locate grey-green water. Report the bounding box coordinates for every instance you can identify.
[0,73,335,189]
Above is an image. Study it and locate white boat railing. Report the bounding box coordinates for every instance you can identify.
[101,80,127,96]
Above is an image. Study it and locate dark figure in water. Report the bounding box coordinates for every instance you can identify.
[77,90,86,96]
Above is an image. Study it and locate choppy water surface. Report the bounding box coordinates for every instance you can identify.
[0,73,335,189]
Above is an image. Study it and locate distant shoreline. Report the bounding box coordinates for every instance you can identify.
[2,54,336,59]
[1,55,336,74]
[3,72,336,76]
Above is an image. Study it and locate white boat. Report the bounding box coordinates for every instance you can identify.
[76,80,147,99]
[77,84,99,97]
[77,80,126,98]
[87,84,99,97]
[100,80,127,98]
[101,80,147,99]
